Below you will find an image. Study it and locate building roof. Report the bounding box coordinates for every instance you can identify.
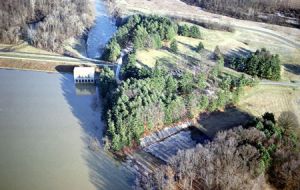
[73,67,95,79]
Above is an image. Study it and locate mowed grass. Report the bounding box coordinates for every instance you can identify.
[238,85,300,122]
[136,48,176,68]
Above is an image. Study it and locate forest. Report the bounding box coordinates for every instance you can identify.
[140,112,300,190]
[0,0,95,53]
[181,0,300,27]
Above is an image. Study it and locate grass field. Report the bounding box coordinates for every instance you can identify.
[238,85,300,122]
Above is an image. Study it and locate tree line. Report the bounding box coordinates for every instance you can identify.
[139,111,300,190]
[0,0,95,53]
[229,48,281,81]
[181,0,300,27]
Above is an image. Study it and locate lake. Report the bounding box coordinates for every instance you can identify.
[0,69,134,190]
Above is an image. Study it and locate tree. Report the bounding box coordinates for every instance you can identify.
[229,48,281,80]
[197,73,207,89]
[196,41,204,52]
[152,33,162,49]
[170,40,178,53]
[214,45,223,60]
[179,72,193,94]
[102,39,121,62]
[178,24,190,36]
[0,0,95,52]
[189,25,201,39]
[166,27,176,41]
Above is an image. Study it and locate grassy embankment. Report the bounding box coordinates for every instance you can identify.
[0,42,91,73]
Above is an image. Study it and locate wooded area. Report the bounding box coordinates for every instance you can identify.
[181,0,300,27]
[0,0,95,52]
[140,112,300,190]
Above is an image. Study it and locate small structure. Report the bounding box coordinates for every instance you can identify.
[73,67,95,83]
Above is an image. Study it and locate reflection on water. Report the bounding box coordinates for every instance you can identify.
[0,69,133,190]
[75,84,97,96]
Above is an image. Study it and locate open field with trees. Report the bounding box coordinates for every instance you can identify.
[100,15,260,151]
[0,0,95,53]
[134,21,300,81]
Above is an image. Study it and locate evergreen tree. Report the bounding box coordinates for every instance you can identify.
[170,40,178,53]
[189,25,201,39]
[196,41,204,52]
[178,24,190,36]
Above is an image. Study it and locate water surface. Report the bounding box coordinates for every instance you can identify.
[86,0,117,58]
[0,69,133,190]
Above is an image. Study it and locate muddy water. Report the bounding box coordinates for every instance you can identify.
[0,69,133,190]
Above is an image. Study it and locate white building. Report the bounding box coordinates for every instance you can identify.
[73,67,95,83]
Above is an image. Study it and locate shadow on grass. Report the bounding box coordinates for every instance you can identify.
[55,65,76,73]
[284,64,300,75]
[197,106,253,138]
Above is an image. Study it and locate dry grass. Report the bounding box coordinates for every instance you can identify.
[0,42,59,55]
[238,85,300,122]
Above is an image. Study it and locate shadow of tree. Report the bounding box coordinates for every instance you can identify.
[59,74,134,190]
[197,107,253,138]
[224,47,252,67]
[55,65,76,73]
[284,64,300,75]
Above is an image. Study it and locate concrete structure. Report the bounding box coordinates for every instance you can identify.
[73,67,95,83]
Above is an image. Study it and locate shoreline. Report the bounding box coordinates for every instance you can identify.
[0,59,76,73]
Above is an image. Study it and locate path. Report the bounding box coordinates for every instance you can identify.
[0,51,115,67]
[260,80,300,88]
